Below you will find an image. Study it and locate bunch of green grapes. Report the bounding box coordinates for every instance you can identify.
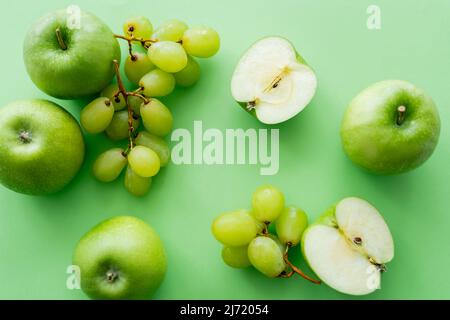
[211,185,320,284]
[122,17,220,89]
[80,16,220,196]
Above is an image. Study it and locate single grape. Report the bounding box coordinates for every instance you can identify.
[140,99,173,137]
[275,207,308,246]
[251,185,285,223]
[254,217,267,235]
[247,236,286,278]
[100,84,127,111]
[124,165,152,196]
[128,146,161,177]
[221,246,251,269]
[135,131,171,167]
[92,148,127,182]
[123,16,153,40]
[269,234,286,255]
[125,52,155,85]
[211,209,258,247]
[174,56,201,87]
[148,41,188,73]
[152,19,188,42]
[127,95,143,116]
[105,110,140,141]
[80,97,114,134]
[139,69,175,97]
[182,26,220,58]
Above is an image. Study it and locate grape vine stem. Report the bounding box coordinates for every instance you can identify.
[114,34,183,57]
[112,59,149,153]
[282,245,321,285]
[114,34,158,52]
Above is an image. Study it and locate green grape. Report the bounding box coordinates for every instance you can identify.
[153,19,188,42]
[124,52,155,85]
[139,69,175,97]
[123,16,153,40]
[105,110,140,141]
[135,131,171,167]
[211,209,257,247]
[128,145,161,177]
[254,217,267,234]
[269,234,286,255]
[251,185,285,223]
[148,41,188,73]
[100,84,127,111]
[174,56,201,87]
[140,99,173,137]
[275,207,308,246]
[92,148,127,182]
[127,95,143,116]
[124,165,152,196]
[182,26,220,58]
[247,236,286,278]
[80,97,114,134]
[221,246,251,269]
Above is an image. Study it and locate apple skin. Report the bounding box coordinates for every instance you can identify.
[73,216,167,300]
[0,99,85,195]
[341,80,440,175]
[23,9,121,99]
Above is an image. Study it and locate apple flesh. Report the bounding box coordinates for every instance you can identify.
[341,80,440,175]
[23,9,121,99]
[0,100,85,195]
[73,216,167,300]
[231,37,317,124]
[302,197,394,295]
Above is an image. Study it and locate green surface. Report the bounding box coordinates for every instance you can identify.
[0,0,449,299]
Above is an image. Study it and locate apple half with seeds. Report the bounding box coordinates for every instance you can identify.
[231,37,317,124]
[302,197,394,295]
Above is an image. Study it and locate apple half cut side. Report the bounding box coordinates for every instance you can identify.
[302,197,394,295]
[231,37,317,124]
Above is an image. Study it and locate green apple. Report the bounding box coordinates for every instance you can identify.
[231,36,317,124]
[341,80,440,175]
[302,197,394,295]
[0,99,85,195]
[73,216,167,300]
[23,9,121,99]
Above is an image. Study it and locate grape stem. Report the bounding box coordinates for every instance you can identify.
[114,34,182,58]
[114,34,158,52]
[112,59,149,153]
[282,245,321,285]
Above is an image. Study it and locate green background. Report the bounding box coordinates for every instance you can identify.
[0,0,449,300]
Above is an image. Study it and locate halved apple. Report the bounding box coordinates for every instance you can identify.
[302,197,394,295]
[231,37,317,124]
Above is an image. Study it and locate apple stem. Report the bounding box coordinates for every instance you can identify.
[282,245,321,285]
[246,101,256,111]
[396,105,406,126]
[55,28,67,50]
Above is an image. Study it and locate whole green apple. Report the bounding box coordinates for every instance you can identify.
[341,80,440,175]
[23,9,121,99]
[73,216,167,300]
[0,99,85,195]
